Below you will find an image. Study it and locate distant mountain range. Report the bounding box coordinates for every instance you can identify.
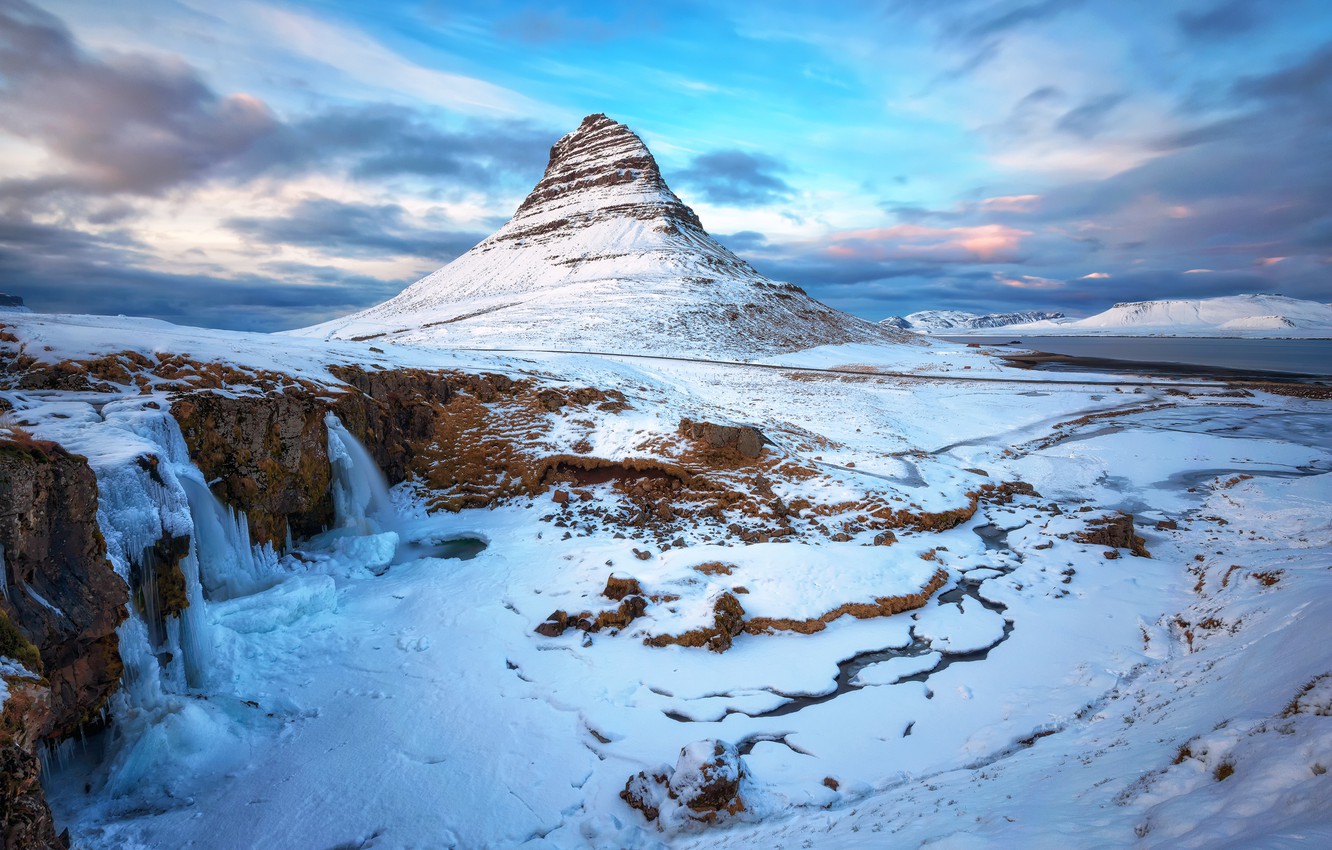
[880,310,1065,332]
[891,295,1332,338]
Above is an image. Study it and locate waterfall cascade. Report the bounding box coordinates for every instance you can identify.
[325,412,394,534]
[39,403,421,800]
[79,404,290,793]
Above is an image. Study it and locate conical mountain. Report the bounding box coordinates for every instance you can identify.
[298,114,906,357]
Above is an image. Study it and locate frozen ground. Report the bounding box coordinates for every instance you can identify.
[3,313,1330,848]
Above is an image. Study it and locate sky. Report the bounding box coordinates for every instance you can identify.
[1,0,1330,331]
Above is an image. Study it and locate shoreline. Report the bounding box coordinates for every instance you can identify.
[998,349,1332,396]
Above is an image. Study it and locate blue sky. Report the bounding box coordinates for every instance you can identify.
[2,0,1330,330]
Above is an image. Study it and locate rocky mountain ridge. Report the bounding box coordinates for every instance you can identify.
[882,309,1066,332]
[297,114,906,358]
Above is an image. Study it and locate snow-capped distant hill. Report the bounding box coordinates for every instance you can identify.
[0,293,30,313]
[1001,294,1332,338]
[295,114,906,358]
[881,310,1065,333]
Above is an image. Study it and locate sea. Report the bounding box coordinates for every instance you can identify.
[939,336,1332,379]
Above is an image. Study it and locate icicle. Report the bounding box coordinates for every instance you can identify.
[181,476,281,601]
[325,412,394,534]
[0,541,7,603]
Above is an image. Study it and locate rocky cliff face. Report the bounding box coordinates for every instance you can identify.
[171,366,450,547]
[1,435,124,850]
[0,437,126,738]
[296,114,908,358]
[1,671,64,849]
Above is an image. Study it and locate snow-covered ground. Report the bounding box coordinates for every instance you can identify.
[3,312,1330,848]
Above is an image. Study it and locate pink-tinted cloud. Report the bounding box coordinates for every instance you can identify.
[992,272,1064,289]
[980,193,1041,212]
[822,223,1031,264]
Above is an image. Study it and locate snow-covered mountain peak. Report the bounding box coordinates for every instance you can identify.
[294,115,905,357]
[507,113,703,237]
[884,309,1066,333]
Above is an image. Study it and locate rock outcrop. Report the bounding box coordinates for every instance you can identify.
[1076,512,1150,558]
[678,419,767,461]
[1,435,122,850]
[622,739,749,826]
[170,366,450,547]
[0,670,65,849]
[0,436,126,738]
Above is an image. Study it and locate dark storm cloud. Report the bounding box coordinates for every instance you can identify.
[0,0,277,198]
[674,151,794,207]
[225,198,485,260]
[1177,0,1267,42]
[0,214,409,332]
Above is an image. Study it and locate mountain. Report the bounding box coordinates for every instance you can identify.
[1003,294,1332,337]
[881,309,1066,332]
[296,114,905,358]
[0,293,29,312]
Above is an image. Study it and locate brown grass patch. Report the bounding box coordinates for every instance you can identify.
[693,561,737,576]
[744,568,948,636]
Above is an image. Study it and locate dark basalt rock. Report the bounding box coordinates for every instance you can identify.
[0,437,127,739]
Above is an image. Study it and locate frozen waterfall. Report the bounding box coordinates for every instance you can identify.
[325,412,394,535]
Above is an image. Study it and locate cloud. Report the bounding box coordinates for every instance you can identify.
[993,272,1064,289]
[0,0,277,198]
[981,194,1041,211]
[237,105,554,187]
[911,0,1083,82]
[224,197,485,260]
[715,230,770,252]
[1177,0,1268,41]
[1055,93,1126,139]
[0,213,409,332]
[251,5,544,117]
[675,150,795,207]
[822,224,1032,264]
[1230,40,1332,105]
[953,0,1081,45]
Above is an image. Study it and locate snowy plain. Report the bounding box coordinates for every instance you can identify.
[2,312,1330,849]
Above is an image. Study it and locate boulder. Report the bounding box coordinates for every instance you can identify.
[602,573,642,601]
[678,418,767,460]
[622,739,749,827]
